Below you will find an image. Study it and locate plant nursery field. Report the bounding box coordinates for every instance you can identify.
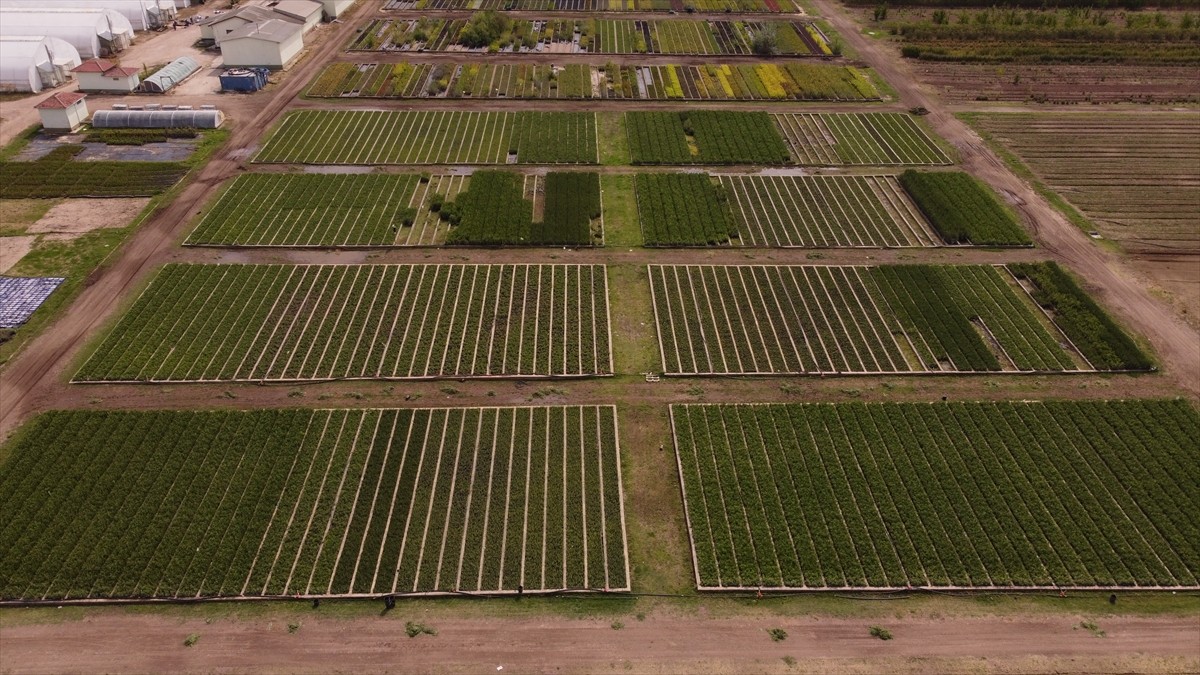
[774,113,952,165]
[0,146,188,199]
[309,62,879,102]
[383,0,798,12]
[187,172,601,247]
[255,111,597,165]
[672,400,1199,590]
[627,111,792,165]
[351,18,826,55]
[76,264,613,382]
[636,173,939,247]
[648,263,1150,375]
[0,406,629,600]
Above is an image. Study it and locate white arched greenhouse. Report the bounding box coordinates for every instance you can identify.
[0,36,81,93]
[139,55,198,93]
[92,109,225,129]
[0,0,175,31]
[0,8,134,59]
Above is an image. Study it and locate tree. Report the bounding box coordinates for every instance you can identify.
[750,28,778,55]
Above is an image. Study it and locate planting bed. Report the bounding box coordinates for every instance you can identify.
[0,146,188,199]
[672,400,1199,589]
[76,264,613,381]
[255,110,597,165]
[774,113,951,165]
[187,172,601,247]
[0,406,630,600]
[309,62,879,102]
[898,170,1030,246]
[637,173,938,247]
[627,111,791,165]
[648,263,1148,375]
[350,18,824,55]
[383,0,798,11]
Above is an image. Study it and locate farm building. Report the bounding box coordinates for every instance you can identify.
[139,56,199,93]
[0,8,134,59]
[0,36,81,93]
[35,91,88,132]
[93,108,225,128]
[270,0,323,32]
[318,0,353,18]
[73,58,140,93]
[219,20,303,69]
[0,0,175,31]
[200,6,302,43]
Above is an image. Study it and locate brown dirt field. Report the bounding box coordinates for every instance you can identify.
[1,613,1196,674]
[25,198,150,237]
[0,236,36,274]
[910,62,1200,106]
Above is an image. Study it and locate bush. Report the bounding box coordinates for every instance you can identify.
[869,625,893,640]
[458,11,512,48]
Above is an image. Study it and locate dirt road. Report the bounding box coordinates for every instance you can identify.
[809,0,1200,394]
[2,612,1196,674]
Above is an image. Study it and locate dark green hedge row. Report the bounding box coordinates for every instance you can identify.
[899,170,1031,246]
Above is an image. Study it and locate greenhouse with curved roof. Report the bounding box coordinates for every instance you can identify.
[0,36,82,93]
[0,8,134,59]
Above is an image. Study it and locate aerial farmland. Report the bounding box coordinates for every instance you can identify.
[0,0,1196,670]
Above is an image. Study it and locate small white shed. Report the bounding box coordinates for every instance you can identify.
[271,0,322,32]
[35,91,88,132]
[0,36,82,93]
[219,19,303,69]
[73,58,141,93]
[318,0,354,18]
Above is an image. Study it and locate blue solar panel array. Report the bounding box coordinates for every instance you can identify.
[0,277,65,329]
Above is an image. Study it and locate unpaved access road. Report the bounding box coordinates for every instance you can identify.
[809,0,1200,395]
[2,613,1196,674]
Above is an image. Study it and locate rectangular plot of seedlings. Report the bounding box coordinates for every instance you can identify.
[648,263,1148,375]
[76,264,613,382]
[773,113,952,166]
[254,110,597,165]
[671,400,1200,590]
[0,406,630,600]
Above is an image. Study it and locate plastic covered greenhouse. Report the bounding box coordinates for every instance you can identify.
[139,56,199,93]
[92,109,225,129]
[0,36,82,93]
[0,8,134,59]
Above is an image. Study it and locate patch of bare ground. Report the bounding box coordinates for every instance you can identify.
[25,198,150,238]
[911,62,1200,105]
[0,235,36,273]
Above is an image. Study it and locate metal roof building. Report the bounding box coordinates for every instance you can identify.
[92,108,225,128]
[139,55,199,93]
[0,8,134,58]
[0,35,81,93]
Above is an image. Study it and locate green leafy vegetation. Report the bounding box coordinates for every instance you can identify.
[0,146,187,198]
[627,111,791,165]
[898,170,1031,246]
[635,173,736,245]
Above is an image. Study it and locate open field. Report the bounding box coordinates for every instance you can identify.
[0,146,188,199]
[76,264,613,382]
[255,111,597,164]
[0,406,629,600]
[309,62,879,101]
[638,173,939,247]
[774,112,951,165]
[673,400,1199,589]
[911,62,1200,105]
[648,263,1150,375]
[186,172,601,247]
[383,0,800,11]
[628,111,792,164]
[350,18,827,55]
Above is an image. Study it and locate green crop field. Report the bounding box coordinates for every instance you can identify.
[350,18,823,55]
[309,63,879,102]
[187,172,602,247]
[672,400,1199,589]
[0,146,188,199]
[76,264,613,382]
[774,113,952,165]
[0,406,630,600]
[649,263,1149,375]
[636,173,941,247]
[254,111,597,165]
[383,0,798,12]
[898,170,1031,246]
[627,111,792,165]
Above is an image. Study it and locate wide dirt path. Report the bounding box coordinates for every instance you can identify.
[2,613,1196,674]
[809,0,1200,394]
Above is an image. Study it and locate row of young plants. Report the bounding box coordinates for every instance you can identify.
[439,171,600,246]
[255,111,597,165]
[773,112,953,166]
[673,400,1198,589]
[0,407,629,600]
[635,173,737,245]
[0,146,187,198]
[1008,262,1152,370]
[75,264,613,381]
[385,0,796,12]
[627,111,792,165]
[187,173,421,246]
[309,62,878,102]
[898,170,1031,245]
